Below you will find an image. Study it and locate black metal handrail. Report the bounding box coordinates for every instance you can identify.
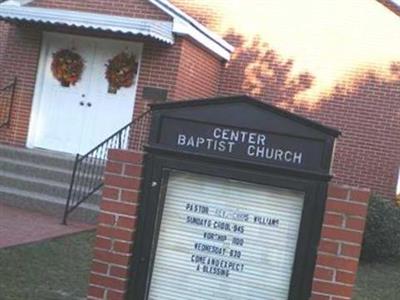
[62,109,152,224]
[0,77,17,128]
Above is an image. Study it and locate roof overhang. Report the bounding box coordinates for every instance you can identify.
[377,0,400,16]
[148,0,234,60]
[0,0,234,61]
[0,2,175,44]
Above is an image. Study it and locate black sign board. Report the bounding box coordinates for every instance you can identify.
[149,95,340,176]
[158,117,325,172]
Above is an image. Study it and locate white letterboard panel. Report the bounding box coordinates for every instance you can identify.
[147,171,305,300]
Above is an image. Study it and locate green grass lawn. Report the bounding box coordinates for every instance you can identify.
[0,231,95,300]
[0,230,398,300]
[353,259,400,300]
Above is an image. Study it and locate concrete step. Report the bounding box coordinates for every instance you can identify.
[0,157,74,184]
[0,144,76,170]
[0,144,104,224]
[0,185,99,224]
[0,157,102,189]
[0,170,101,205]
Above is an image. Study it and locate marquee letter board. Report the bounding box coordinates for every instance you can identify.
[129,95,340,300]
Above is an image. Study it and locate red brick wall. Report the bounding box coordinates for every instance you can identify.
[127,35,222,120]
[302,80,400,200]
[133,39,183,116]
[0,25,42,146]
[312,185,370,300]
[29,0,171,20]
[133,36,222,117]
[88,149,370,300]
[171,39,222,100]
[87,149,144,300]
[0,21,10,85]
[168,0,399,199]
[214,42,400,199]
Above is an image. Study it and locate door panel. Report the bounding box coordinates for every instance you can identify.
[33,35,95,154]
[79,40,142,153]
[34,87,86,153]
[31,33,142,154]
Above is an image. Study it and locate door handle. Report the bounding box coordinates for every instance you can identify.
[79,101,85,106]
[87,102,92,107]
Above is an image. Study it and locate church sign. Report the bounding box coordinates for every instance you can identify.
[128,96,340,300]
[158,118,326,171]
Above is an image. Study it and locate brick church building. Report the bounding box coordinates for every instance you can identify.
[0,0,398,299]
[1,0,400,199]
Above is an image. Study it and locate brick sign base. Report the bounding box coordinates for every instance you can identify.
[87,149,370,300]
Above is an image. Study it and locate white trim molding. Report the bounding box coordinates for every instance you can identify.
[0,4,174,44]
[1,0,34,6]
[148,0,234,60]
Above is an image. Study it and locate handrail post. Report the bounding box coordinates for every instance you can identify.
[6,77,17,127]
[0,76,17,128]
[62,153,80,225]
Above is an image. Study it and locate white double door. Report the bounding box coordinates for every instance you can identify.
[29,33,142,154]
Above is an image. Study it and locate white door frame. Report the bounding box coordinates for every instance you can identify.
[27,31,143,152]
[26,31,50,149]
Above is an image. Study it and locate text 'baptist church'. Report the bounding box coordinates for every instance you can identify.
[177,127,303,165]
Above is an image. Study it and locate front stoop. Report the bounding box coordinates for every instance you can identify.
[0,144,100,224]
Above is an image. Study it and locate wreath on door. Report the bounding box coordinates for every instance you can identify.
[51,49,84,87]
[105,52,138,94]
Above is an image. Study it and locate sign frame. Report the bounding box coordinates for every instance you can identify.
[127,95,340,300]
[128,153,327,300]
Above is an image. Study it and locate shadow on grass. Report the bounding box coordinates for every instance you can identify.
[353,258,400,300]
[0,230,95,300]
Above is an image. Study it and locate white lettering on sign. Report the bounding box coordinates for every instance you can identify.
[247,145,303,164]
[176,127,303,165]
[212,128,267,145]
[148,172,305,300]
[177,134,235,153]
